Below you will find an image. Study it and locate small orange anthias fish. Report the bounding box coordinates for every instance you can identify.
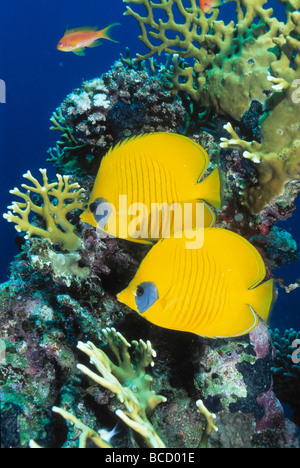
[57,23,120,56]
[199,0,222,13]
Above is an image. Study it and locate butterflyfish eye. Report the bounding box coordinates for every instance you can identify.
[136,285,145,297]
[89,197,112,230]
[135,282,159,314]
[89,201,98,214]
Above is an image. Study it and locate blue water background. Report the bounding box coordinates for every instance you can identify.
[0,0,299,333]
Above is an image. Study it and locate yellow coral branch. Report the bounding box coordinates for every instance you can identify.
[29,407,113,449]
[52,407,113,448]
[220,122,262,163]
[196,399,218,448]
[77,328,167,448]
[3,169,87,251]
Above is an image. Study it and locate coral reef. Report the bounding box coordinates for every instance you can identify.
[1,225,299,447]
[30,406,114,448]
[193,322,299,447]
[270,328,300,426]
[77,328,167,448]
[48,66,186,175]
[125,0,300,213]
[3,169,86,251]
[1,1,300,448]
[29,329,218,449]
[123,0,276,119]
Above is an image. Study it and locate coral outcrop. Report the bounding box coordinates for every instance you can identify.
[1,1,300,448]
[270,328,300,426]
[123,0,277,120]
[48,66,185,175]
[29,329,218,449]
[1,221,298,447]
[125,0,300,213]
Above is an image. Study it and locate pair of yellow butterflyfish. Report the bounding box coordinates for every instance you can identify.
[81,133,274,338]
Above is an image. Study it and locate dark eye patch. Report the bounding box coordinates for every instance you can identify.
[89,201,98,214]
[89,197,112,229]
[135,282,159,314]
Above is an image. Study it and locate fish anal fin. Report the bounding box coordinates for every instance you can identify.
[73,48,85,56]
[248,278,275,323]
[198,304,258,338]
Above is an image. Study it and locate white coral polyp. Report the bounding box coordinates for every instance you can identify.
[93,93,110,109]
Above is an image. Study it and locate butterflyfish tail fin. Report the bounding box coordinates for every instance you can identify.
[196,167,223,210]
[99,23,120,42]
[249,278,275,323]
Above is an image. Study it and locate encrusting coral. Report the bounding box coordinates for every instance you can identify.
[3,169,86,251]
[220,3,300,212]
[270,328,300,426]
[124,0,300,213]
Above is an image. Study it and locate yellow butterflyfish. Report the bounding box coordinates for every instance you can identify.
[117,228,274,338]
[81,133,222,244]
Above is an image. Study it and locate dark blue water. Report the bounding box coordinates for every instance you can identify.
[0,0,299,333]
[0,0,141,275]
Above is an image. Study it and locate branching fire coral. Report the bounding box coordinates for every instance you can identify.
[124,0,279,120]
[125,0,300,213]
[29,328,218,448]
[77,327,167,448]
[3,169,86,251]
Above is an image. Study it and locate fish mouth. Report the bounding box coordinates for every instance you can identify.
[117,288,137,311]
[80,210,97,228]
[57,43,72,51]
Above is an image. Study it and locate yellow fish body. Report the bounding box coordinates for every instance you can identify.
[81,133,222,243]
[117,228,274,338]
